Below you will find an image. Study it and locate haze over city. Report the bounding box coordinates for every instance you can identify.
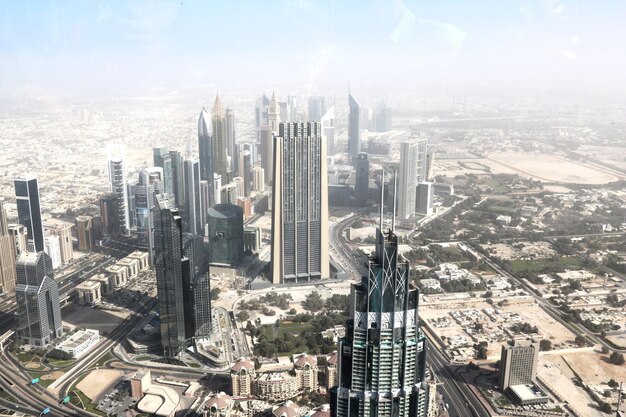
[0,2,625,417]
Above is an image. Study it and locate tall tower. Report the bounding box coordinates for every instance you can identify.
[212,94,229,181]
[107,148,131,236]
[398,139,419,220]
[321,106,335,156]
[75,215,94,252]
[198,107,215,207]
[331,217,428,416]
[14,175,45,252]
[269,91,281,133]
[308,96,326,122]
[225,108,236,176]
[169,150,186,209]
[207,204,244,267]
[259,125,274,186]
[153,195,187,357]
[153,147,174,197]
[0,199,16,294]
[271,122,329,284]
[354,152,370,202]
[184,159,203,236]
[14,252,63,347]
[348,93,361,156]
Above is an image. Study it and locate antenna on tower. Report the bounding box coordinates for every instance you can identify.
[379,170,385,232]
[392,170,397,232]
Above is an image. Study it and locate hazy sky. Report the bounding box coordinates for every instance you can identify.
[1,0,625,98]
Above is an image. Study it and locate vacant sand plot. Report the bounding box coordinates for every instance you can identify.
[560,350,626,384]
[539,356,605,417]
[577,145,626,171]
[42,371,64,380]
[485,152,621,184]
[76,369,125,402]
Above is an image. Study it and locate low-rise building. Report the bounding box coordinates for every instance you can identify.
[131,369,152,399]
[293,353,318,391]
[231,357,256,397]
[106,264,128,288]
[271,401,300,417]
[204,392,234,417]
[325,351,337,388]
[127,251,150,271]
[117,257,139,279]
[254,372,298,402]
[76,280,102,305]
[91,273,112,294]
[57,329,100,358]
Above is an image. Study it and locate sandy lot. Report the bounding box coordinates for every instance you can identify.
[539,356,605,417]
[485,152,622,184]
[76,369,125,402]
[560,350,626,384]
[42,371,64,380]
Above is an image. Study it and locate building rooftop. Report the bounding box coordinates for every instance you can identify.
[138,386,180,417]
[509,384,549,402]
[57,329,99,350]
[76,280,100,291]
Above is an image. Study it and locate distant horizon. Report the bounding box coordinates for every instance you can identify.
[2,1,626,100]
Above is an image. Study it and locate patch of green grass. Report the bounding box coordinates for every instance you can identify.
[185,361,201,368]
[93,351,113,367]
[39,378,56,388]
[15,352,39,363]
[135,355,156,362]
[73,389,106,416]
[510,256,582,274]
[262,322,312,341]
[48,359,75,367]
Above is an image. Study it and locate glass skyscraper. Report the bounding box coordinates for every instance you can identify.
[331,227,428,417]
[14,176,44,252]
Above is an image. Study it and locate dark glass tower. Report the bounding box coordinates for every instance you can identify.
[153,147,174,197]
[331,227,428,417]
[354,152,370,202]
[207,204,244,267]
[169,150,186,209]
[153,196,187,357]
[182,233,212,339]
[14,176,44,252]
[14,252,63,347]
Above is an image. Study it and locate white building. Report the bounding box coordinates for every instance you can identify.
[57,329,100,358]
[44,235,62,269]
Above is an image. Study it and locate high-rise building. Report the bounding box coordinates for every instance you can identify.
[255,94,270,129]
[181,233,212,340]
[238,150,252,197]
[348,93,361,156]
[212,95,230,181]
[184,159,203,235]
[133,168,164,262]
[153,148,174,197]
[0,199,16,294]
[354,152,369,202]
[320,106,335,156]
[268,92,280,132]
[50,223,73,265]
[252,165,265,192]
[398,140,419,220]
[14,176,45,252]
[213,174,222,205]
[44,235,62,269]
[169,150,186,209]
[153,196,187,357]
[107,150,131,236]
[259,126,273,185]
[331,225,428,417]
[14,252,63,347]
[7,225,28,257]
[499,341,539,392]
[198,106,216,208]
[99,193,119,238]
[207,204,244,267]
[271,122,329,284]
[373,101,392,132]
[416,182,434,216]
[244,226,261,254]
[76,215,94,252]
[308,96,326,122]
[225,108,236,176]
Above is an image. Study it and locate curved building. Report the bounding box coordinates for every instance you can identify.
[207,204,244,267]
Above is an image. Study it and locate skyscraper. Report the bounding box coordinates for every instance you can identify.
[320,106,335,156]
[416,182,434,216]
[0,199,16,294]
[225,107,236,176]
[271,122,329,284]
[153,147,174,197]
[76,215,94,252]
[255,94,270,129]
[14,251,63,347]
[153,195,187,357]
[499,341,539,392]
[44,235,62,269]
[133,168,164,262]
[268,92,280,132]
[198,107,215,208]
[331,223,428,416]
[252,165,265,192]
[212,95,230,181]
[348,93,361,156]
[398,140,420,219]
[373,101,393,132]
[107,149,131,236]
[14,176,45,252]
[99,193,119,238]
[259,126,273,185]
[308,96,326,122]
[238,150,252,197]
[354,152,369,202]
[181,233,212,340]
[169,150,186,209]
[50,223,73,265]
[207,204,244,267]
[184,159,203,236]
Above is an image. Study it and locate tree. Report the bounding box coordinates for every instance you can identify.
[574,335,589,347]
[601,345,610,354]
[598,401,612,414]
[539,339,552,352]
[608,379,619,388]
[609,351,625,366]
[210,288,221,300]
[303,291,324,311]
[236,311,250,322]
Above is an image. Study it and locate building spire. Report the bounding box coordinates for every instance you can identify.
[212,93,224,117]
